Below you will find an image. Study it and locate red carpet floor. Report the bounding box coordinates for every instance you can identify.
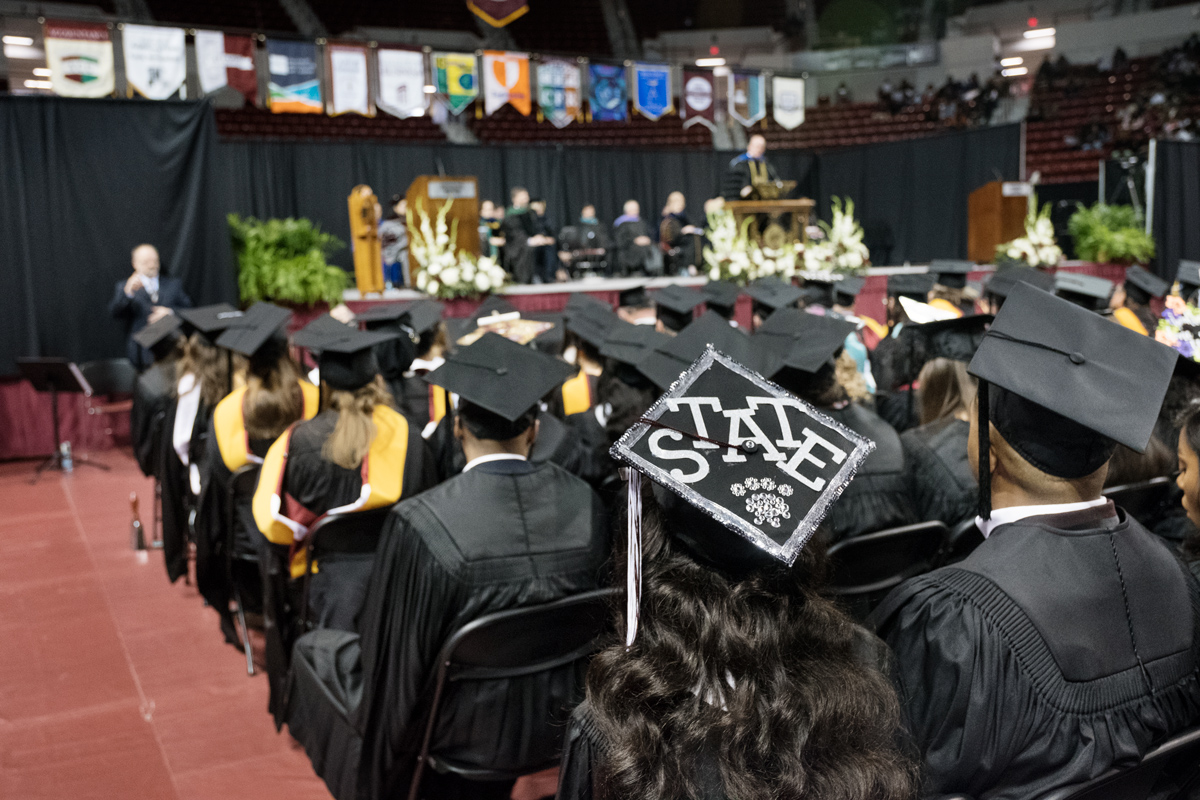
[0,449,559,800]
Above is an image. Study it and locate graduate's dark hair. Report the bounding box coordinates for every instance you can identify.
[1178,402,1200,561]
[243,339,304,441]
[458,400,536,442]
[774,360,847,409]
[585,495,918,800]
[416,323,448,361]
[176,332,240,408]
[596,369,658,449]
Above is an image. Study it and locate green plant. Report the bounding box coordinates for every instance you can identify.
[1067,203,1156,265]
[228,214,347,307]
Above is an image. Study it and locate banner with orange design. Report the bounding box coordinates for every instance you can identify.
[481,50,531,116]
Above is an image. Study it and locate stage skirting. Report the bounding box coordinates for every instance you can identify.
[0,264,1130,462]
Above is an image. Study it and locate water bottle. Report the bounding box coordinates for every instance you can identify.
[60,441,73,473]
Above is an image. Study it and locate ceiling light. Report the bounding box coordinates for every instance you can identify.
[32,67,52,77]
[1000,57,1024,67]
[409,108,425,116]
[1001,67,1029,77]
[24,79,53,89]
[3,35,34,46]
[4,43,43,59]
[423,84,436,94]
[695,57,725,67]
[1023,27,1056,39]
[712,66,731,77]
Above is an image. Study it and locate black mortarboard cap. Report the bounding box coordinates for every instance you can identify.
[215,302,292,358]
[1177,260,1200,296]
[755,310,858,377]
[930,260,974,290]
[702,280,742,316]
[1055,272,1114,311]
[984,265,1055,300]
[293,318,395,392]
[654,285,707,332]
[745,279,804,315]
[177,304,243,340]
[887,272,936,301]
[600,321,670,366]
[619,284,652,309]
[293,312,355,350]
[969,283,1176,487]
[565,307,615,349]
[405,299,445,336]
[426,332,576,421]
[565,293,614,319]
[132,314,183,356]
[354,302,411,328]
[1123,265,1169,306]
[833,276,865,306]
[638,311,756,390]
[908,313,993,364]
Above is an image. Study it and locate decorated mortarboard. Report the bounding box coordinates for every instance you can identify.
[930,260,974,290]
[611,348,875,644]
[638,311,755,390]
[833,276,866,305]
[471,294,518,324]
[293,319,397,392]
[1176,260,1200,296]
[968,283,1178,517]
[132,313,183,352]
[702,280,742,314]
[654,285,707,333]
[426,332,576,421]
[1123,265,1170,305]
[619,284,653,309]
[177,304,243,339]
[745,279,805,314]
[985,265,1055,300]
[1054,271,1114,311]
[887,272,936,300]
[215,302,292,358]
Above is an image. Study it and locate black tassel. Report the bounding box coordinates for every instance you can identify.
[977,378,991,520]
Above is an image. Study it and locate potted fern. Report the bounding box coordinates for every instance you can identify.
[228,214,348,307]
[1067,203,1156,266]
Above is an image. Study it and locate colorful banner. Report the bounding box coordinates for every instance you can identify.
[588,63,627,122]
[482,50,531,116]
[327,43,372,116]
[194,31,256,105]
[122,24,186,100]
[729,71,765,127]
[43,20,114,99]
[772,75,806,130]
[632,62,672,121]
[468,0,529,27]
[434,52,478,115]
[376,47,427,119]
[536,58,581,128]
[681,69,716,130]
[267,39,322,114]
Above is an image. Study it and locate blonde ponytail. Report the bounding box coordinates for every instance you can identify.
[321,376,394,469]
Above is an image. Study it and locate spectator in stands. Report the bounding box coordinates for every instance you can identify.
[110,243,193,370]
[378,195,408,289]
[529,197,562,283]
[557,204,611,276]
[659,191,702,275]
[613,200,657,276]
[836,81,852,103]
[501,187,552,283]
[479,199,504,258]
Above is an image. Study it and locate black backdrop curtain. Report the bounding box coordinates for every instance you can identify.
[0,96,235,376]
[1152,140,1200,281]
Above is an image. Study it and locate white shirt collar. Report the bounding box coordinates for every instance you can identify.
[142,275,159,296]
[976,497,1109,539]
[462,453,527,473]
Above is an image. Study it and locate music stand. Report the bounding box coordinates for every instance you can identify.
[17,357,110,481]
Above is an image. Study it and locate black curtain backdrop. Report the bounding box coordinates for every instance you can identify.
[1153,140,1200,281]
[0,96,235,376]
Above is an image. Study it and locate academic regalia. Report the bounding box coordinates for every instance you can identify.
[653,285,706,333]
[612,217,654,276]
[1055,271,1114,312]
[425,408,590,483]
[131,359,177,478]
[824,404,916,541]
[900,417,976,527]
[549,370,600,418]
[501,207,539,283]
[720,153,780,200]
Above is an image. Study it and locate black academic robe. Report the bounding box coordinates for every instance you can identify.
[823,404,917,542]
[425,409,589,483]
[395,373,450,433]
[871,502,1200,800]
[563,408,616,491]
[159,393,215,584]
[613,219,654,276]
[720,155,780,201]
[501,209,539,284]
[284,459,609,800]
[900,417,977,527]
[130,359,175,478]
[108,278,193,370]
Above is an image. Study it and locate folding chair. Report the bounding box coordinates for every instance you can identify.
[298,506,393,633]
[826,521,949,621]
[1104,477,1176,530]
[226,464,262,676]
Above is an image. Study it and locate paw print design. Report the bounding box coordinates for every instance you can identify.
[729,477,793,528]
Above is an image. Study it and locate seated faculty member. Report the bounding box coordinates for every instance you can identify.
[871,282,1200,799]
[109,243,193,370]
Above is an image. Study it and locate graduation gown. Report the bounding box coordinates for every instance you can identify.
[871,502,1200,800]
[425,408,590,483]
[547,370,599,419]
[900,417,977,527]
[501,209,539,284]
[395,360,451,435]
[130,359,176,478]
[284,460,609,800]
[160,384,216,584]
[612,219,654,276]
[720,154,780,200]
[823,404,917,542]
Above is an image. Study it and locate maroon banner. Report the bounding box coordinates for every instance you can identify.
[224,34,258,107]
[467,0,529,27]
[682,69,716,130]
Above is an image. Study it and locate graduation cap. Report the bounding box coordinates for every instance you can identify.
[293,317,396,392]
[907,313,993,366]
[1123,265,1169,306]
[968,283,1178,517]
[619,284,653,309]
[426,332,576,423]
[564,293,614,320]
[755,311,858,379]
[471,294,518,325]
[565,306,615,350]
[132,314,183,360]
[930,260,974,290]
[638,311,756,390]
[745,279,805,319]
[293,312,355,350]
[654,285,707,333]
[984,265,1055,302]
[610,348,875,644]
[1177,260,1200,299]
[177,303,243,343]
[354,302,411,329]
[1055,272,1114,312]
[215,302,292,359]
[799,274,837,308]
[887,273,936,302]
[600,320,670,389]
[403,299,445,336]
[702,280,742,319]
[833,276,865,307]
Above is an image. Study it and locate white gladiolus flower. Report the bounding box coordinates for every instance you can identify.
[761,259,776,275]
[710,267,720,280]
[416,272,428,290]
[475,273,491,292]
[441,267,460,286]
[730,261,743,276]
[428,279,440,294]
[427,261,442,276]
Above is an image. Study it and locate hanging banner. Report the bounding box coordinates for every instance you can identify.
[681,69,716,130]
[632,62,672,121]
[122,24,186,100]
[536,58,581,128]
[43,20,114,98]
[482,50,531,116]
[194,31,257,105]
[434,52,478,115]
[772,75,806,130]
[377,47,427,119]
[327,43,372,116]
[467,0,529,27]
[267,39,322,114]
[729,71,766,127]
[588,63,627,122]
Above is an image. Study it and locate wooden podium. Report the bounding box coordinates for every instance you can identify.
[406,176,480,258]
[726,198,815,249]
[968,181,1031,263]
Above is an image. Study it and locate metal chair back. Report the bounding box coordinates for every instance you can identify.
[1104,477,1176,529]
[79,358,138,396]
[826,521,949,621]
[226,464,261,675]
[1039,724,1200,800]
[939,518,984,567]
[299,506,392,630]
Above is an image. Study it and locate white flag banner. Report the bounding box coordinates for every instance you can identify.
[327,44,372,116]
[43,20,115,98]
[772,76,806,130]
[377,48,427,119]
[194,29,227,94]
[122,23,186,100]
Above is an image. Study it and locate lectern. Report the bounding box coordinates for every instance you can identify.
[968,181,1031,264]
[725,198,816,250]
[406,176,480,258]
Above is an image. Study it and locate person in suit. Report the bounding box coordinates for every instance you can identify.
[109,244,193,370]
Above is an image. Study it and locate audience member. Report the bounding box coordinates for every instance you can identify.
[1111,264,1169,335]
[110,243,193,370]
[612,200,657,276]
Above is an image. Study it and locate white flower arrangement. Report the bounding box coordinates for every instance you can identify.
[702,209,803,286]
[802,197,870,277]
[997,199,1063,268]
[409,199,508,300]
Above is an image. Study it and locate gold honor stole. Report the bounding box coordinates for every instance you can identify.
[213,381,320,472]
[429,384,450,426]
[560,370,594,416]
[927,298,964,318]
[1112,306,1149,336]
[253,404,410,577]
